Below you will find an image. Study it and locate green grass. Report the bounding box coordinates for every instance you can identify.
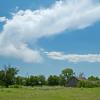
[0,87,100,100]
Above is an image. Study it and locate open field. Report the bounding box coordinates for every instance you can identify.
[0,87,100,100]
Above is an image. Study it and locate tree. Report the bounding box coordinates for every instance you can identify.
[88,76,99,81]
[0,70,5,86]
[38,75,46,86]
[59,74,66,86]
[15,76,26,85]
[62,68,74,80]
[25,75,46,86]
[25,77,31,86]
[47,75,59,86]
[0,65,18,87]
[29,76,39,86]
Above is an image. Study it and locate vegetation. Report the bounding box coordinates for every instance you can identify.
[47,75,59,86]
[0,65,100,88]
[0,65,100,100]
[0,65,18,87]
[88,76,99,81]
[62,68,74,80]
[0,87,100,100]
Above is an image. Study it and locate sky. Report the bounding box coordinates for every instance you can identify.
[0,0,100,77]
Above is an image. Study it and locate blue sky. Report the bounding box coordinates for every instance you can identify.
[0,0,100,77]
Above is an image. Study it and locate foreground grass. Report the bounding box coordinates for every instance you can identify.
[0,87,100,100]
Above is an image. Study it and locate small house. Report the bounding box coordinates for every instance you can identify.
[67,76,79,87]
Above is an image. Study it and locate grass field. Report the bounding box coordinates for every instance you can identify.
[0,87,100,100]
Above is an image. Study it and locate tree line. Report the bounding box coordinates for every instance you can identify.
[0,65,100,88]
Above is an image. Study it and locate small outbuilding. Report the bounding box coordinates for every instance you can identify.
[67,76,79,87]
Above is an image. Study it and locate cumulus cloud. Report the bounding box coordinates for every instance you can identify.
[0,43,42,63]
[0,17,8,22]
[0,0,100,63]
[46,51,100,63]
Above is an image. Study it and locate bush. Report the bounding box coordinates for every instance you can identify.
[77,80,100,88]
[47,75,59,86]
[94,81,100,87]
[9,85,22,88]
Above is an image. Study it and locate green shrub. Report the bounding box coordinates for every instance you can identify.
[9,85,22,88]
[77,80,100,88]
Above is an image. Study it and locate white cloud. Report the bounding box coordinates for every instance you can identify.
[0,0,100,63]
[0,17,8,22]
[46,51,100,63]
[0,43,43,63]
